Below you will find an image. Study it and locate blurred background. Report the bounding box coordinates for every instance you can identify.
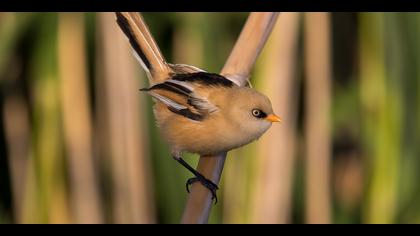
[0,12,419,224]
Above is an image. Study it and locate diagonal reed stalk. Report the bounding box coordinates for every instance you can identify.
[181,12,279,224]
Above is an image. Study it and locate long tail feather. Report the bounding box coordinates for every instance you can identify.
[115,12,171,83]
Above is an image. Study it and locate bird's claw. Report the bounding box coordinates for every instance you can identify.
[185,177,198,193]
[185,176,219,204]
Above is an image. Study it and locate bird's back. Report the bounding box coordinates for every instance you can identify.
[152,86,238,155]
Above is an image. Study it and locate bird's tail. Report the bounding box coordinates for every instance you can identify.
[115,12,171,84]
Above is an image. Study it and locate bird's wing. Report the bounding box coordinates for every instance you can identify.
[168,63,244,87]
[141,72,235,121]
[169,71,236,88]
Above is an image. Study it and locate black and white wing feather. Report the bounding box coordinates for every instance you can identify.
[140,72,236,121]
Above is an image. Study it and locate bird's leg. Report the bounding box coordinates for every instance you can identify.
[173,156,219,204]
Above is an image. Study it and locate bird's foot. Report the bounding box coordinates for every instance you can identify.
[186,175,219,204]
[173,156,219,204]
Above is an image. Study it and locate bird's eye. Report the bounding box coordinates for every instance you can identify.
[252,109,261,117]
[252,109,267,119]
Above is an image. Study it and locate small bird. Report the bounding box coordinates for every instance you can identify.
[115,12,281,202]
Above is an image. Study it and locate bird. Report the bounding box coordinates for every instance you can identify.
[115,12,281,203]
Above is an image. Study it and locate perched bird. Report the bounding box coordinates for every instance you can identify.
[115,12,281,202]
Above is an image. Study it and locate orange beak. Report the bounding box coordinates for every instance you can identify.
[265,114,281,123]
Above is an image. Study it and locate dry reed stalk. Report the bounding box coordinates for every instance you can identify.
[58,13,103,223]
[251,12,300,224]
[3,95,30,223]
[181,12,279,224]
[98,12,155,223]
[304,12,332,224]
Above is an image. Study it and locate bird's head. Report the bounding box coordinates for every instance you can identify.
[226,87,280,142]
